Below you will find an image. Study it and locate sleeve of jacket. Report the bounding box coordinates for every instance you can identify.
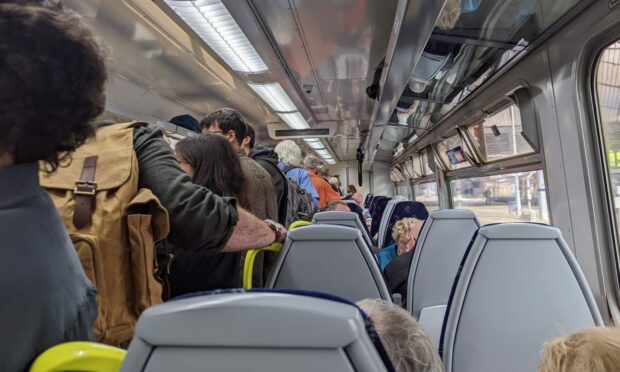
[133,126,238,252]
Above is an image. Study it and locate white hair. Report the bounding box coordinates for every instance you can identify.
[357,299,444,372]
[274,140,302,166]
[303,155,321,170]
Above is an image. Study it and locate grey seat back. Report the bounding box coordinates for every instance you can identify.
[120,290,393,372]
[376,196,407,248]
[266,225,391,302]
[407,210,481,318]
[312,211,376,252]
[441,223,603,372]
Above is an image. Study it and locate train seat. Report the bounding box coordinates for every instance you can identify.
[120,290,395,372]
[375,197,408,247]
[378,200,429,249]
[339,201,370,234]
[368,195,386,218]
[405,209,481,347]
[440,223,604,372]
[369,196,391,237]
[265,224,391,302]
[312,211,377,253]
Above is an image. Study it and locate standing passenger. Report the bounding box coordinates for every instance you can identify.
[303,155,342,209]
[170,135,252,296]
[274,140,320,209]
[243,123,288,226]
[0,3,102,369]
[201,108,279,286]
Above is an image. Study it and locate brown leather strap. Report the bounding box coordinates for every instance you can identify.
[73,156,98,229]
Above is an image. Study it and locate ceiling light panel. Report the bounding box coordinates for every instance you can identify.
[164,0,268,73]
[277,112,310,130]
[248,83,297,113]
[315,149,331,157]
[304,139,325,149]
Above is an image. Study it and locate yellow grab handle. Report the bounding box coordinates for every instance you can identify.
[30,342,126,372]
[289,220,311,230]
[243,243,283,289]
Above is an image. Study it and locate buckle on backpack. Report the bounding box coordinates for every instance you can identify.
[74,180,97,196]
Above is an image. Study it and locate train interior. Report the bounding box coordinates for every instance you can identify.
[12,0,620,370]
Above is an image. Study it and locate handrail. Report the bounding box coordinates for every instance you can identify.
[243,220,311,288]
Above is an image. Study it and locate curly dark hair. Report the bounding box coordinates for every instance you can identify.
[0,2,107,171]
[201,108,248,146]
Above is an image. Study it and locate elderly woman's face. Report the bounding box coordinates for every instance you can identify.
[396,230,417,255]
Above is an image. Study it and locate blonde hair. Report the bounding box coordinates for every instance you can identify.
[357,299,444,372]
[538,327,620,372]
[392,218,419,242]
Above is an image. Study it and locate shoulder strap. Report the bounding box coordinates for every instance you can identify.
[73,155,98,229]
[282,164,300,174]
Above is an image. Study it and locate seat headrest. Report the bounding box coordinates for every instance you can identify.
[288,224,361,240]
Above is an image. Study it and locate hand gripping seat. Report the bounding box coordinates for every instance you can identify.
[266,225,391,302]
[406,210,481,347]
[440,223,603,372]
[378,200,428,249]
[120,289,396,372]
[312,211,377,253]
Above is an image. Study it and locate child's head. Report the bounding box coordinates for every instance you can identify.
[539,327,620,372]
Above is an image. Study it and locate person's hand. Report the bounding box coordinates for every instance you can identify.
[277,225,288,243]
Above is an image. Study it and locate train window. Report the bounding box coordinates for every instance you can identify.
[436,133,473,170]
[413,182,439,212]
[396,183,411,199]
[450,171,549,225]
[468,104,536,162]
[594,40,620,256]
[390,166,406,183]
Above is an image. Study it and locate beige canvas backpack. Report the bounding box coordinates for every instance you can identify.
[39,122,170,345]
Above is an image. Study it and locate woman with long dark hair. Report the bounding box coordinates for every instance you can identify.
[168,134,252,296]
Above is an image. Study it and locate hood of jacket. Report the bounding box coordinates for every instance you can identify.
[249,145,279,163]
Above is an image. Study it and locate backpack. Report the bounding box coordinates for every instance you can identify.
[282,165,316,226]
[39,122,170,346]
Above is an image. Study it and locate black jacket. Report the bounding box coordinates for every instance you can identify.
[250,145,288,225]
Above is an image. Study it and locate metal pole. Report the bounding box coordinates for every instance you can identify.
[511,106,522,216]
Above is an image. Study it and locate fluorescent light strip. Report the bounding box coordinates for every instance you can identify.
[164,0,268,73]
[277,112,310,130]
[248,83,297,113]
[324,159,336,164]
[315,149,331,157]
[304,140,325,150]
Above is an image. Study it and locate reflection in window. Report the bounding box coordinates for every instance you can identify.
[396,184,411,200]
[450,171,549,225]
[468,104,535,162]
[436,133,472,170]
[414,182,439,212]
[595,41,620,252]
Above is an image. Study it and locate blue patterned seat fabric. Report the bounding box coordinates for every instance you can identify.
[368,195,385,217]
[381,201,429,249]
[346,202,371,236]
[370,197,391,238]
[364,194,374,209]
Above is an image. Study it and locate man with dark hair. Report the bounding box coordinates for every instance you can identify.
[243,123,288,226]
[203,108,278,286]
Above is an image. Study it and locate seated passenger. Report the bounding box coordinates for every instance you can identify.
[383,249,414,305]
[345,185,364,206]
[170,135,253,296]
[377,218,425,271]
[303,155,342,209]
[0,2,103,369]
[357,299,444,372]
[324,200,351,212]
[274,140,320,209]
[538,327,620,372]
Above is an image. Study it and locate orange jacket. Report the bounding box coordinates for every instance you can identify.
[308,171,342,209]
